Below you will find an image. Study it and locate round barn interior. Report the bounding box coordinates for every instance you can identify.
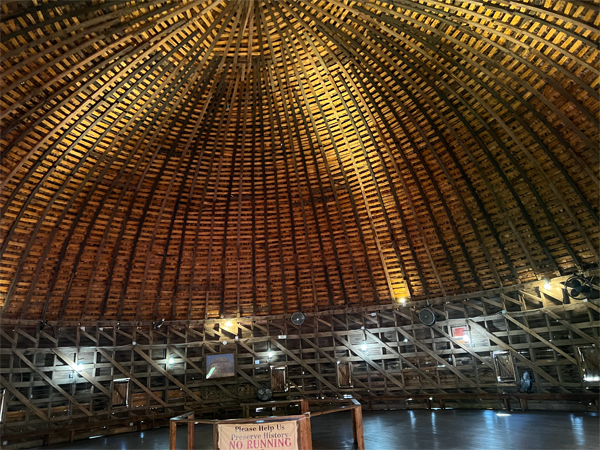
[0,0,599,449]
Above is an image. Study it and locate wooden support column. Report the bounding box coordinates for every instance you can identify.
[351,401,365,450]
[188,412,195,450]
[299,415,313,450]
[169,420,177,450]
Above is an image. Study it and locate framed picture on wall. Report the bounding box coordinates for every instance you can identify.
[205,353,236,379]
[493,351,516,383]
[337,362,352,388]
[270,366,289,392]
[451,326,471,345]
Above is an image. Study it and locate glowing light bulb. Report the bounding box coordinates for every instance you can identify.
[76,363,83,372]
[400,297,406,304]
[225,321,232,327]
[361,343,367,351]
[168,357,174,364]
[268,351,273,358]
[543,280,551,290]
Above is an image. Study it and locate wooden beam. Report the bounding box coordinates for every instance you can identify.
[363,329,446,390]
[430,324,494,370]
[13,350,94,417]
[468,320,560,386]
[393,327,478,388]
[0,377,51,423]
[270,338,341,393]
[51,349,111,397]
[503,314,578,365]
[133,347,203,404]
[542,310,599,346]
[300,337,371,391]
[333,334,406,391]
[96,349,172,410]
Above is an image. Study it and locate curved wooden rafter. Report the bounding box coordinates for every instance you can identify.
[0,0,597,322]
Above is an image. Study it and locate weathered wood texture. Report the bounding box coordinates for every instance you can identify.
[0,0,598,322]
[1,286,598,448]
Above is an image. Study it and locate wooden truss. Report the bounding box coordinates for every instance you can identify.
[1,285,598,447]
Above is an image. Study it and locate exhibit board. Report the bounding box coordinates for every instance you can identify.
[217,418,302,450]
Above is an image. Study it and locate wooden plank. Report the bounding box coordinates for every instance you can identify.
[0,377,51,423]
[96,349,171,409]
[467,320,560,386]
[51,348,111,397]
[300,337,370,390]
[133,347,203,404]
[333,335,406,391]
[363,330,446,390]
[169,419,177,450]
[393,327,478,388]
[542,310,599,346]
[270,339,340,393]
[503,314,578,365]
[13,350,94,417]
[351,404,365,450]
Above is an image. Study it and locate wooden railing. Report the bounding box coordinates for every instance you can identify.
[169,398,365,450]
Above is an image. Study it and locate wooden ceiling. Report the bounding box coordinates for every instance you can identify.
[0,0,598,322]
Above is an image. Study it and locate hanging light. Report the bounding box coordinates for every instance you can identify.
[168,357,174,365]
[361,343,367,351]
[225,321,232,327]
[267,351,273,359]
[543,279,551,290]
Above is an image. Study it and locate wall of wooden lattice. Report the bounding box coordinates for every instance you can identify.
[1,277,598,448]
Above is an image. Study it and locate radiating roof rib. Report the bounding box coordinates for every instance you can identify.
[0,0,598,322]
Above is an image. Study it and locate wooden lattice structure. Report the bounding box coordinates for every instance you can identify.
[0,0,598,448]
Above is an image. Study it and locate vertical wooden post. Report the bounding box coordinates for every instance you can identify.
[299,415,313,450]
[213,422,219,450]
[519,398,528,411]
[426,398,432,410]
[188,413,195,450]
[439,399,446,410]
[300,399,310,414]
[351,405,365,450]
[503,397,511,411]
[169,420,177,450]
[243,405,250,418]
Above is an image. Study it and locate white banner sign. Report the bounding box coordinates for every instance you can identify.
[218,421,299,450]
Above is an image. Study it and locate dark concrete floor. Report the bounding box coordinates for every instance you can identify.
[35,410,599,450]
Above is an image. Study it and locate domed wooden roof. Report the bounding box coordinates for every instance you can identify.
[1,0,598,322]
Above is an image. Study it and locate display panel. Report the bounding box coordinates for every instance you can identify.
[206,353,236,379]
